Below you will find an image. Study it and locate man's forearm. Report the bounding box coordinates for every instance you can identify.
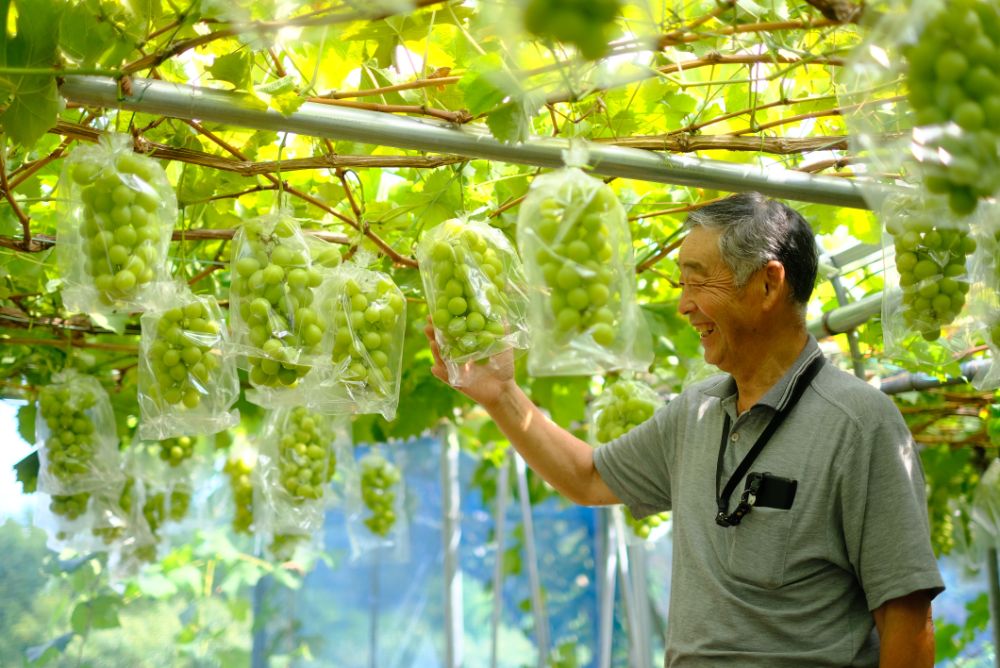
[484,381,620,506]
[874,592,935,668]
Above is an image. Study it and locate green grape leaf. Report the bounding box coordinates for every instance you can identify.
[457,54,520,116]
[209,50,253,90]
[14,450,38,494]
[58,0,122,66]
[70,595,122,634]
[486,93,543,145]
[0,0,62,147]
[271,91,306,116]
[16,401,35,442]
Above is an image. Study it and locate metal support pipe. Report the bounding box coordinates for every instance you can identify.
[612,508,647,668]
[877,359,993,395]
[59,76,871,209]
[515,453,550,667]
[989,547,1000,668]
[597,507,617,668]
[441,424,463,668]
[491,453,511,668]
[808,292,883,340]
[627,542,653,668]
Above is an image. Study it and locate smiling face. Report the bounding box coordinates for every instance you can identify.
[677,226,761,372]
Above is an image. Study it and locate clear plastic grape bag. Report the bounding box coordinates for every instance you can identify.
[971,458,1000,552]
[516,167,652,376]
[346,447,409,561]
[254,406,351,540]
[967,208,1000,390]
[224,444,258,536]
[229,211,327,406]
[58,133,176,316]
[588,377,669,542]
[36,370,123,496]
[878,192,980,366]
[417,218,529,386]
[841,0,1000,217]
[309,261,406,420]
[138,286,240,440]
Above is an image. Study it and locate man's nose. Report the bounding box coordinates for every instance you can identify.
[677,288,694,316]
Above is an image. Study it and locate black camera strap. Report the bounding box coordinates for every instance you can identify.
[715,355,825,527]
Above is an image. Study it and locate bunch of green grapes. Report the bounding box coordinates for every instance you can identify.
[158,436,195,467]
[887,212,976,341]
[39,384,101,484]
[329,275,405,394]
[532,186,621,347]
[593,381,657,443]
[225,456,255,534]
[145,300,222,410]
[623,508,667,540]
[522,0,621,60]
[425,223,513,358]
[231,219,324,387]
[49,492,90,520]
[594,381,668,538]
[360,455,399,537]
[269,533,302,561]
[904,0,1000,215]
[143,487,191,536]
[70,152,167,303]
[277,407,335,502]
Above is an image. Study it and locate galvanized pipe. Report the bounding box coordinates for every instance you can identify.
[59,76,871,209]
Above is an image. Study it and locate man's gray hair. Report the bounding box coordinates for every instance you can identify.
[685,192,818,305]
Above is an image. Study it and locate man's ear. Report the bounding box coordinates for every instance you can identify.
[760,260,787,309]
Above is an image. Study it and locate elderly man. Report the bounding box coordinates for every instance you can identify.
[425,192,943,667]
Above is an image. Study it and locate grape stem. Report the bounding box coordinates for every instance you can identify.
[0,148,33,252]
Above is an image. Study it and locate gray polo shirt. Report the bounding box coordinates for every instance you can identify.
[593,336,944,667]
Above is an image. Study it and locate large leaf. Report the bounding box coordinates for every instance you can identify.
[0,0,62,147]
[70,595,122,634]
[16,401,35,442]
[25,632,74,664]
[14,449,38,494]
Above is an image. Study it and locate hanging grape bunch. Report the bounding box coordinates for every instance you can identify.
[328,273,405,396]
[592,379,669,539]
[63,137,172,306]
[886,209,976,341]
[230,216,324,388]
[144,301,223,411]
[158,436,195,467]
[422,220,522,362]
[532,185,620,348]
[38,383,101,484]
[49,492,90,521]
[904,0,1000,215]
[278,407,336,502]
[360,454,399,537]
[522,0,621,60]
[225,456,255,534]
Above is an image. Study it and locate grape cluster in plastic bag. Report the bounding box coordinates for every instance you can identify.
[58,133,175,314]
[138,288,239,440]
[517,167,651,376]
[418,218,528,385]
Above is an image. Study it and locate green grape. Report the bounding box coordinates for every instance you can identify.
[904,0,1000,215]
[327,273,404,396]
[276,407,336,502]
[530,182,623,347]
[225,456,255,534]
[269,532,302,561]
[360,455,399,537]
[71,151,167,304]
[421,221,518,360]
[158,435,195,467]
[230,220,323,388]
[50,492,90,520]
[890,210,974,341]
[522,0,622,60]
[38,383,102,486]
[143,298,223,413]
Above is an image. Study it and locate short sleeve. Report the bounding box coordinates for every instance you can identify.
[837,416,945,611]
[593,399,676,519]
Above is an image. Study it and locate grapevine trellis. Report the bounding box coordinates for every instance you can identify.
[1,0,999,664]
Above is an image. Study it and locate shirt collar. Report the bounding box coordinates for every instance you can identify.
[702,335,824,411]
